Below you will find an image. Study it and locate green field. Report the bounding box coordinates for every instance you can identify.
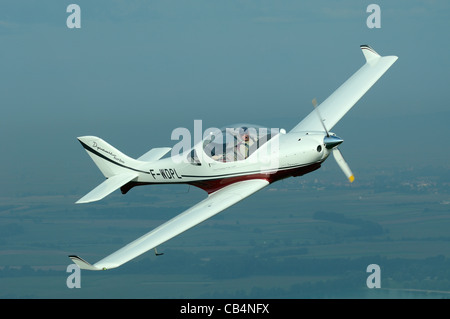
[1,173,450,298]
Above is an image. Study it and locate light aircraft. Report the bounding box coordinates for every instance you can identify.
[69,45,397,271]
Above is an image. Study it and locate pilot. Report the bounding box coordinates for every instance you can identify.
[235,126,255,160]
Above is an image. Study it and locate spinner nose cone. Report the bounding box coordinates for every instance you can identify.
[324,135,344,149]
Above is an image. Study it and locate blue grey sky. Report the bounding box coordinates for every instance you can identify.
[1,0,449,196]
[2,0,450,300]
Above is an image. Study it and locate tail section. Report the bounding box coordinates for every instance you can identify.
[77,136,173,203]
[76,172,139,204]
[77,136,148,177]
[77,136,150,204]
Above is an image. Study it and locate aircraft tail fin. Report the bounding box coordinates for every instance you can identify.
[76,136,172,203]
[77,136,147,178]
[76,136,151,203]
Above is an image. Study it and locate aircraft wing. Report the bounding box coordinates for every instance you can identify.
[290,45,398,133]
[69,179,269,270]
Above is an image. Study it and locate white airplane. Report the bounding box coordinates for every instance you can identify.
[69,45,397,271]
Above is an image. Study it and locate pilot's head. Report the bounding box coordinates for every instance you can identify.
[239,127,249,142]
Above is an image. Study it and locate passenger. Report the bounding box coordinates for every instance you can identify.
[235,127,255,160]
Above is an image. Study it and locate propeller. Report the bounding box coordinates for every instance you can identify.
[312,98,328,136]
[332,148,355,183]
[312,98,355,183]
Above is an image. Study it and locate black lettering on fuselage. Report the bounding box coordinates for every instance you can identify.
[158,168,182,180]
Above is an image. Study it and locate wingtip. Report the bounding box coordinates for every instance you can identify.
[69,255,104,271]
[360,44,380,63]
[75,198,90,204]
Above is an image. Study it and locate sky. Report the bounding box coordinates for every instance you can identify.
[0,0,449,299]
[1,1,449,197]
[1,0,449,198]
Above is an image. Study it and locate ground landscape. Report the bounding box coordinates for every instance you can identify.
[1,163,449,298]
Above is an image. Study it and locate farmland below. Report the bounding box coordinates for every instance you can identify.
[1,165,450,298]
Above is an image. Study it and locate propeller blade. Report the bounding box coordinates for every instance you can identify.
[313,98,353,183]
[312,98,329,137]
[332,148,354,183]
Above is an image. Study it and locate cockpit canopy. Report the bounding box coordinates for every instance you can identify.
[189,123,279,164]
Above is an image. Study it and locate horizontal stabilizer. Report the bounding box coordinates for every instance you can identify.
[76,173,138,204]
[69,255,103,271]
[137,147,172,162]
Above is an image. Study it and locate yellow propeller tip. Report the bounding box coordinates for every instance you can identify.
[349,175,355,183]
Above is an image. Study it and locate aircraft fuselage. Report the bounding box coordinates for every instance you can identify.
[123,131,331,194]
